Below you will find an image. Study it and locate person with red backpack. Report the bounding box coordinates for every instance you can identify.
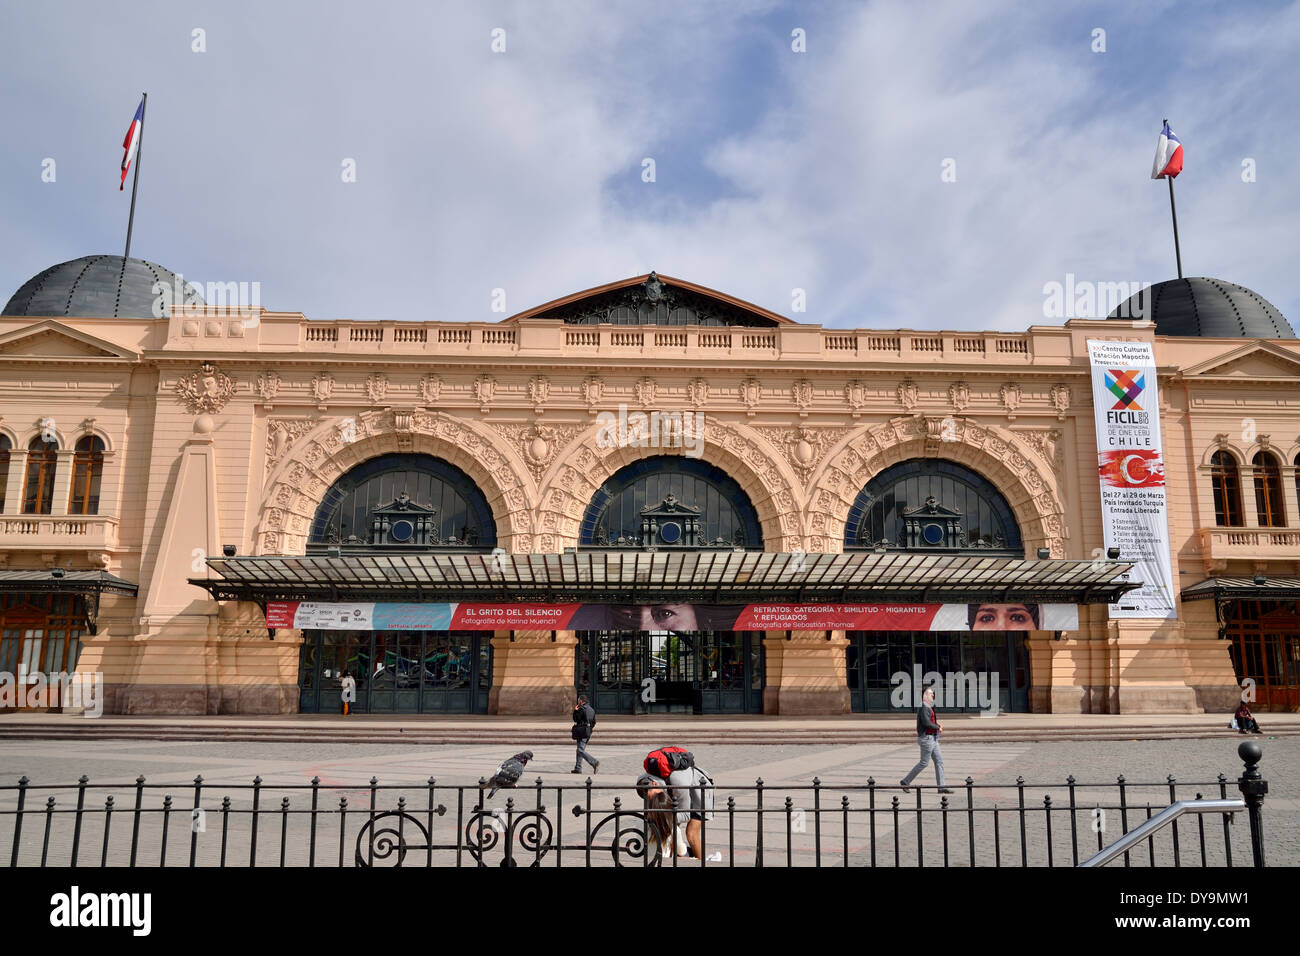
[636,746,717,861]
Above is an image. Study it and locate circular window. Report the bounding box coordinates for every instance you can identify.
[659,521,682,544]
[922,523,945,546]
[390,519,415,542]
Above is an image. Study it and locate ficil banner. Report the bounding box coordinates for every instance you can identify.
[1087,339,1176,618]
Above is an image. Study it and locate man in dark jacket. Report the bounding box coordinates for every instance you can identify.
[571,695,600,774]
[900,685,953,794]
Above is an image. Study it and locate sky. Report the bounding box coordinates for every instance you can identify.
[1,0,1296,331]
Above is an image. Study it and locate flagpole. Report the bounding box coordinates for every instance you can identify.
[124,92,147,260]
[1163,117,1183,279]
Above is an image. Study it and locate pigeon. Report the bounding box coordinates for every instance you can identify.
[483,751,533,799]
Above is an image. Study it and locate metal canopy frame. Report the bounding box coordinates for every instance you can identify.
[1181,576,1300,603]
[0,569,138,635]
[190,551,1138,606]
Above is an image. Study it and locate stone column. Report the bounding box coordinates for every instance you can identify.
[49,448,74,515]
[761,629,851,715]
[489,628,577,715]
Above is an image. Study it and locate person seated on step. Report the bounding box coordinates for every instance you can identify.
[1233,700,1262,735]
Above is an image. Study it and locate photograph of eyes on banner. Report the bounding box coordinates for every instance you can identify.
[264,601,1079,633]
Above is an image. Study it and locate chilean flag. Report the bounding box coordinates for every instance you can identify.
[1151,121,1183,179]
[120,98,144,190]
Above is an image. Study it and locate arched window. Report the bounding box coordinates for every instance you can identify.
[1252,452,1286,527]
[68,436,106,515]
[1209,451,1243,527]
[844,459,1022,553]
[309,453,496,550]
[0,435,10,512]
[580,456,762,548]
[22,436,58,515]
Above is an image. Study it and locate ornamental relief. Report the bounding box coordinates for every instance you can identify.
[365,372,389,404]
[265,419,317,474]
[1049,384,1070,421]
[419,373,443,406]
[1012,428,1065,472]
[255,410,535,555]
[175,361,236,414]
[808,416,1065,553]
[897,380,920,413]
[999,382,1022,419]
[687,378,710,407]
[256,369,281,406]
[527,375,551,407]
[490,421,583,483]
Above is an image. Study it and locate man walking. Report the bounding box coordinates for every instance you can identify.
[900,685,953,794]
[570,694,600,774]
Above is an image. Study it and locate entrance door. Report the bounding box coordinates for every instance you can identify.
[298,631,491,713]
[575,631,764,714]
[1227,602,1300,711]
[0,596,85,711]
[847,631,1029,714]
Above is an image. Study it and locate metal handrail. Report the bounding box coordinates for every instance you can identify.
[1079,798,1245,867]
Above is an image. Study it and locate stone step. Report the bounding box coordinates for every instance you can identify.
[1,723,1292,745]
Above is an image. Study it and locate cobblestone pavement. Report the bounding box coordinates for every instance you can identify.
[1,737,1293,867]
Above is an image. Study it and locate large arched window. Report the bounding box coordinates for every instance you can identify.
[22,436,58,515]
[0,435,10,512]
[845,459,1022,554]
[1253,452,1286,527]
[68,436,106,515]
[309,453,496,550]
[1210,450,1244,527]
[580,456,762,548]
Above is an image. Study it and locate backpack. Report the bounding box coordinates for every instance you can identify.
[644,747,694,778]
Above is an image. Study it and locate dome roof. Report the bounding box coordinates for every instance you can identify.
[2,255,202,319]
[1109,277,1293,338]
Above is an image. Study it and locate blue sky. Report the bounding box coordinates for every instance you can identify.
[1,0,1296,330]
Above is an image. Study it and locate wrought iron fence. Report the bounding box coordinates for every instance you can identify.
[1,744,1269,868]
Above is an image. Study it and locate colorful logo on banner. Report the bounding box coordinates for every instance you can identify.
[1105,369,1145,410]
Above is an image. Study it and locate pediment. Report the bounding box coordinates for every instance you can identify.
[505,272,791,327]
[1181,342,1300,380]
[0,320,137,360]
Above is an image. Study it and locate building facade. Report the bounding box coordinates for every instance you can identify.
[1,258,1297,716]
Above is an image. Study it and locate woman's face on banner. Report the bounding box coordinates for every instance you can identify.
[639,603,699,632]
[971,603,1035,630]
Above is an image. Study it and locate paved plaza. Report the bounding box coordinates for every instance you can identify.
[2,735,1293,867]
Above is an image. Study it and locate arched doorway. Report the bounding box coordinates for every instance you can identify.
[844,459,1032,713]
[574,456,765,714]
[295,453,497,713]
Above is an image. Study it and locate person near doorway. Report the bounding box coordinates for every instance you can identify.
[900,685,953,794]
[1232,700,1262,734]
[340,671,356,716]
[636,747,720,861]
[571,695,600,774]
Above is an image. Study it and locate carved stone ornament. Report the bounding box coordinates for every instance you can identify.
[265,419,317,476]
[635,377,657,407]
[473,374,496,408]
[999,382,1022,420]
[784,426,828,480]
[687,377,710,407]
[527,375,551,407]
[175,361,236,414]
[845,380,869,411]
[311,371,335,407]
[581,375,605,408]
[419,373,443,406]
[897,379,920,413]
[256,369,281,406]
[492,422,582,483]
[792,380,814,409]
[948,381,971,414]
[1049,383,1070,421]
[741,378,762,410]
[365,371,389,404]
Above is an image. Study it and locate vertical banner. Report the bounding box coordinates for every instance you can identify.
[1087,340,1176,618]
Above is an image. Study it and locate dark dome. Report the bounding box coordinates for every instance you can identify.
[3,255,203,319]
[1109,277,1293,338]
